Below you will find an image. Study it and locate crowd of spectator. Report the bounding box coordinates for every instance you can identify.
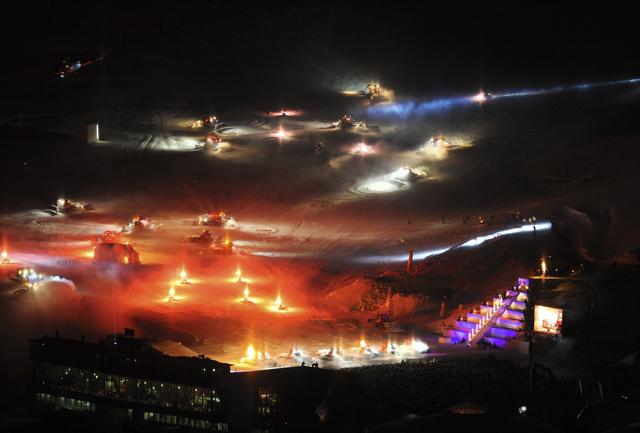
[326,355,577,429]
[344,356,530,416]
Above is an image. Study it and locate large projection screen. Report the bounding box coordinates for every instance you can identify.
[534,305,563,334]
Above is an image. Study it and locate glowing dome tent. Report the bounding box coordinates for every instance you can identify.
[93,243,140,264]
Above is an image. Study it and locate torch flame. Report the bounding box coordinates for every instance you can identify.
[541,257,547,276]
[359,339,367,349]
[243,286,250,300]
[235,267,242,282]
[180,269,187,281]
[411,339,429,353]
[168,286,176,297]
[246,344,256,360]
[274,295,282,307]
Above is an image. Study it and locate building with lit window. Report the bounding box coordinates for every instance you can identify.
[30,330,230,431]
[29,331,336,432]
[225,365,336,432]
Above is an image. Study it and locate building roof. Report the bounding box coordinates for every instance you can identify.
[29,332,231,386]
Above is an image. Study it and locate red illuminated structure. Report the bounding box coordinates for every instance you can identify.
[93,233,140,265]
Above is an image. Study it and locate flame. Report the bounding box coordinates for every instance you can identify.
[274,295,282,307]
[385,340,396,354]
[411,339,429,353]
[359,339,367,349]
[168,286,176,297]
[235,267,242,282]
[246,344,256,360]
[243,286,250,299]
[541,257,547,276]
[180,269,187,281]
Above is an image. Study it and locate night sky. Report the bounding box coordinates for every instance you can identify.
[3,3,639,98]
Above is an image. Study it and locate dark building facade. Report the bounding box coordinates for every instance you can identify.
[29,331,335,432]
[30,331,231,431]
[225,366,335,432]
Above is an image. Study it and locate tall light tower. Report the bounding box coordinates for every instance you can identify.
[406,248,414,273]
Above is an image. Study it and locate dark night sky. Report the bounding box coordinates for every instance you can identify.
[2,3,639,99]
